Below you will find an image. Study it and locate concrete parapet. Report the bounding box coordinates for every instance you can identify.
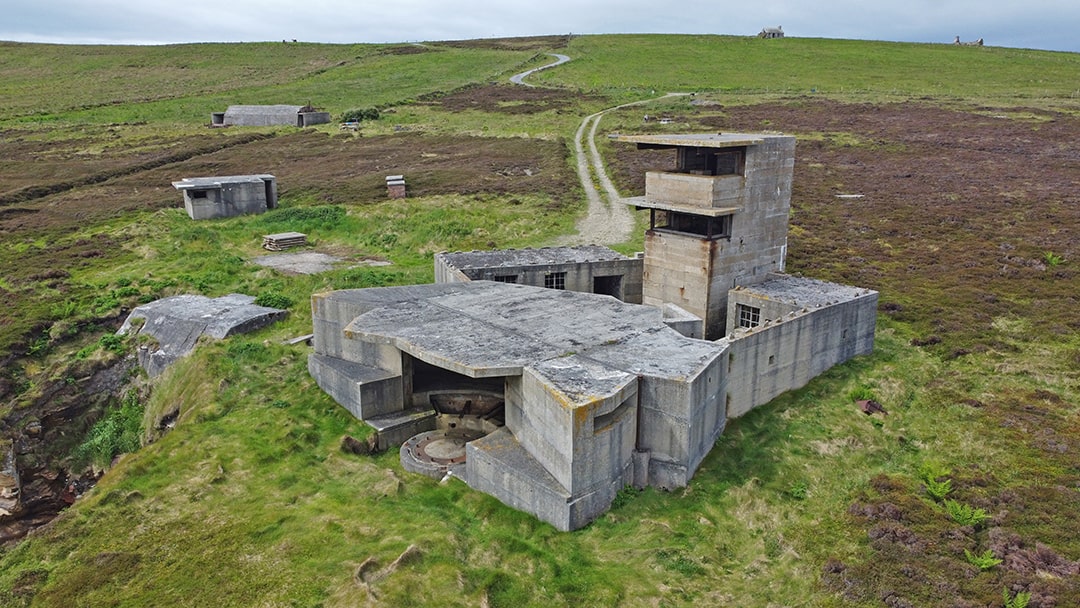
[467,427,629,531]
[307,353,404,420]
[367,407,437,451]
[661,303,704,339]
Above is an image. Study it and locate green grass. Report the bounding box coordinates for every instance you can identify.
[547,35,1080,109]
[5,320,1075,606]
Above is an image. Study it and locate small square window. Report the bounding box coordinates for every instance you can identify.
[544,272,566,290]
[768,355,776,365]
[737,304,761,329]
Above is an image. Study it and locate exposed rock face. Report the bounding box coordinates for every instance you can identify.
[0,357,132,545]
[0,441,19,517]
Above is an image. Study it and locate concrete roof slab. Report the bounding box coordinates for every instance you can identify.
[736,274,877,307]
[615,132,771,149]
[438,245,631,270]
[340,282,725,382]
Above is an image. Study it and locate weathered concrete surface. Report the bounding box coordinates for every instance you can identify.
[310,281,727,529]
[118,294,287,377]
[435,246,643,303]
[254,252,391,275]
[172,175,277,220]
[721,275,878,418]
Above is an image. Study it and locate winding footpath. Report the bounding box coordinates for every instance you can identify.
[509,53,570,87]
[509,55,689,245]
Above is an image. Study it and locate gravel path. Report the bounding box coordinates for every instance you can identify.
[559,93,691,246]
[509,53,571,87]
[508,55,688,246]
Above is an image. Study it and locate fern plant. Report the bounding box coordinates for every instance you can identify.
[918,462,953,501]
[945,499,989,527]
[964,548,1002,571]
[1003,588,1031,608]
[1042,250,1064,267]
[925,477,953,501]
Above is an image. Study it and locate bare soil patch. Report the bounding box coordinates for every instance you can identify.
[429,84,602,115]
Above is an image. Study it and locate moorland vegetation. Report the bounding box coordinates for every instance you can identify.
[0,34,1077,607]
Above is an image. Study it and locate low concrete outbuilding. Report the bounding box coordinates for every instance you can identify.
[435,245,643,303]
[211,105,331,127]
[172,175,277,220]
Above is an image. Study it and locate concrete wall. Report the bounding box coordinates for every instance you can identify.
[722,292,878,419]
[645,172,724,209]
[641,230,713,327]
[181,177,276,220]
[309,290,412,421]
[635,353,727,489]
[434,256,644,304]
[298,111,331,127]
[640,136,794,339]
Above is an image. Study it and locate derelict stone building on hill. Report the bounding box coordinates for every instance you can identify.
[308,133,878,530]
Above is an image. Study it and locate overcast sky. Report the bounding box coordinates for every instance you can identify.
[3,1,1078,53]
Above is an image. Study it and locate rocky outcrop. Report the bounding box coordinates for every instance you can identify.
[0,441,19,517]
[0,357,132,545]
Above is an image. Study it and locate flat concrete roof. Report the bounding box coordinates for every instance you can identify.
[335,282,725,390]
[615,132,772,149]
[624,195,741,217]
[172,175,274,190]
[438,245,631,270]
[226,105,304,113]
[737,274,877,307]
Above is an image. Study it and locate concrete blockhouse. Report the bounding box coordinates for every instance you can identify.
[308,132,878,530]
[172,175,277,220]
[211,105,331,127]
[435,246,644,304]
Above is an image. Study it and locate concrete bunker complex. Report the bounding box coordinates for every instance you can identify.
[309,133,878,530]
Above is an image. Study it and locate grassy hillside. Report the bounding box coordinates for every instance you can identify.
[1,34,1078,607]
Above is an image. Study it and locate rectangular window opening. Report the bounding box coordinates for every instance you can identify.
[677,146,746,176]
[737,304,761,329]
[544,272,566,290]
[653,211,732,240]
[191,190,209,199]
[593,275,622,298]
[492,275,517,284]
